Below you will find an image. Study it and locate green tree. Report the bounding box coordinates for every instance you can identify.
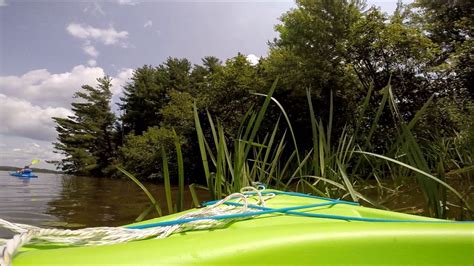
[119,126,177,179]
[347,6,441,124]
[53,77,116,176]
[398,1,474,149]
[120,58,194,135]
[202,54,266,134]
[412,0,473,96]
[160,90,195,135]
[268,0,363,94]
[161,57,192,93]
[190,56,223,97]
[119,65,164,135]
[263,0,365,147]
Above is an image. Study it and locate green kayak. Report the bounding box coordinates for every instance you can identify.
[10,190,474,265]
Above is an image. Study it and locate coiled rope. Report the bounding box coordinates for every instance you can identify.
[0,186,269,266]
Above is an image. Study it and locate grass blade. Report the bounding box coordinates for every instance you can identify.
[306,88,320,176]
[253,89,302,172]
[116,165,162,216]
[356,151,472,211]
[193,102,214,199]
[189,184,201,208]
[337,160,359,202]
[161,146,174,214]
[327,90,333,148]
[135,204,154,222]
[173,129,185,212]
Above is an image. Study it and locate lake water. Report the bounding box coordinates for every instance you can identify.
[1,170,472,239]
[0,170,207,238]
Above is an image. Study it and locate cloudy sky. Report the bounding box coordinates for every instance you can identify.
[0,0,405,170]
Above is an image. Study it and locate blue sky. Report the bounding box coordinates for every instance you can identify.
[0,0,407,169]
[1,1,293,75]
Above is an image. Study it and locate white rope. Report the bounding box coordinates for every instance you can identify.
[0,187,269,266]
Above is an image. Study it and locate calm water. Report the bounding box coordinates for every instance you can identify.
[0,170,206,238]
[2,170,472,238]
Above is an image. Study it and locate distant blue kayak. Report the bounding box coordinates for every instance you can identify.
[9,172,38,178]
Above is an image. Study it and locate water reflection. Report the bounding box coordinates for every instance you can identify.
[46,175,165,228]
[0,171,60,237]
[0,170,209,238]
[19,177,31,185]
[46,175,210,228]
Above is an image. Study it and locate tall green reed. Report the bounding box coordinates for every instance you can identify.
[119,79,471,220]
[193,79,295,198]
[116,131,186,221]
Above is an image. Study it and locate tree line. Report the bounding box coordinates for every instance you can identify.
[52,0,473,183]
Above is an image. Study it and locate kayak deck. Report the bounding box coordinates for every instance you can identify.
[12,190,474,265]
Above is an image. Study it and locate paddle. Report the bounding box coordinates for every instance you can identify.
[21,159,40,171]
[29,159,40,167]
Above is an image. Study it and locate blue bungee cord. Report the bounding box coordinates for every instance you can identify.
[127,189,474,230]
[213,190,361,206]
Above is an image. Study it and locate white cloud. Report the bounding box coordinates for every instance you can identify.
[66,23,128,46]
[110,68,134,113]
[111,68,134,95]
[0,65,132,109]
[0,65,134,168]
[0,94,73,141]
[0,65,106,108]
[144,20,153,28]
[0,135,63,169]
[67,24,90,39]
[246,54,260,66]
[87,59,97,67]
[0,64,134,132]
[83,44,99,58]
[0,64,133,157]
[117,0,139,6]
[0,0,7,7]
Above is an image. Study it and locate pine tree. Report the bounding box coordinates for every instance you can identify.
[119,58,193,135]
[52,77,116,176]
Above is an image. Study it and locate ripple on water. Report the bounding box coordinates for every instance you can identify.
[0,170,208,238]
[2,171,166,231]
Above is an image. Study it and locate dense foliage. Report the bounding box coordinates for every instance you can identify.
[53,77,116,176]
[53,0,473,218]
